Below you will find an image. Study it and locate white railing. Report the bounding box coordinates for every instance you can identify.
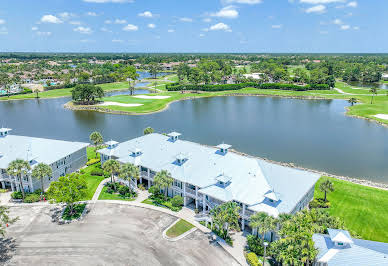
[140,171,148,178]
[206,199,217,210]
[185,187,196,197]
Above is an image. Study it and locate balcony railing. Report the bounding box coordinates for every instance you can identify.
[185,187,196,197]
[140,171,148,178]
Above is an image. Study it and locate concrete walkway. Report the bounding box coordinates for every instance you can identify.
[0,191,11,204]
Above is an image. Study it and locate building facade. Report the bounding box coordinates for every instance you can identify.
[0,128,89,192]
[99,132,320,232]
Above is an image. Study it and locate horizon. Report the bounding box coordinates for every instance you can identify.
[0,0,386,53]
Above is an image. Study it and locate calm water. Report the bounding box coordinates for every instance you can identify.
[348,81,388,90]
[1,96,388,183]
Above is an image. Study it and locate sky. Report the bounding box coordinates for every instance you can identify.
[0,0,386,53]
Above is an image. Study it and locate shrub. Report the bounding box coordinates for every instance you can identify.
[0,189,7,193]
[118,185,130,196]
[247,235,264,256]
[79,169,85,174]
[23,194,41,203]
[87,158,100,166]
[171,195,184,207]
[138,184,145,191]
[11,191,23,199]
[90,168,104,176]
[309,198,330,209]
[148,186,160,195]
[246,252,262,266]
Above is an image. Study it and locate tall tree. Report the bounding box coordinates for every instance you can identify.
[117,65,139,95]
[148,63,162,79]
[153,170,173,199]
[89,131,103,159]
[369,87,378,104]
[319,179,334,202]
[7,159,31,199]
[119,163,139,188]
[103,159,120,190]
[71,84,104,104]
[31,163,52,194]
[348,97,358,106]
[250,212,277,241]
[47,173,87,216]
[210,201,240,240]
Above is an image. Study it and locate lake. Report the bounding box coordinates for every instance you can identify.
[1,95,387,184]
[348,81,388,90]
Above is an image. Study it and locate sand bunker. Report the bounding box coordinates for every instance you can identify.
[98,102,143,107]
[374,114,388,120]
[133,95,171,99]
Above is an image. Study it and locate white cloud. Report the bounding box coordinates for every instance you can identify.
[69,21,82,25]
[0,19,6,25]
[271,24,282,29]
[203,18,212,23]
[340,24,350,30]
[80,39,95,43]
[347,1,357,7]
[167,29,175,33]
[320,30,329,34]
[353,26,359,30]
[112,39,124,43]
[224,0,262,4]
[0,26,8,35]
[31,26,38,31]
[147,23,156,29]
[41,15,63,24]
[105,20,112,24]
[180,17,193,22]
[138,11,153,18]
[83,0,133,3]
[123,24,138,31]
[300,0,344,3]
[305,5,326,13]
[58,12,75,20]
[100,27,112,32]
[74,26,93,34]
[86,12,98,16]
[333,18,343,24]
[37,31,52,36]
[210,6,239,19]
[208,22,232,32]
[114,19,127,24]
[199,33,205,37]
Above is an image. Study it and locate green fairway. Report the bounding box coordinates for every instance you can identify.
[166,219,195,238]
[314,177,388,243]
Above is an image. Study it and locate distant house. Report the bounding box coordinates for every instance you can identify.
[382,73,388,81]
[313,228,388,266]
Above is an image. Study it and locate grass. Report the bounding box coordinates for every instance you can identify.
[141,196,181,212]
[79,163,105,201]
[166,219,194,238]
[62,203,86,221]
[314,177,388,243]
[98,186,136,201]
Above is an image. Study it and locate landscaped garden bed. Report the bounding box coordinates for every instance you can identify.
[62,203,87,221]
[98,182,137,201]
[142,188,183,212]
[165,219,194,238]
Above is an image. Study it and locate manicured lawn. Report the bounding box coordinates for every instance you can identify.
[98,186,136,201]
[314,177,388,242]
[80,163,105,201]
[87,146,97,160]
[166,219,194,238]
[141,196,181,212]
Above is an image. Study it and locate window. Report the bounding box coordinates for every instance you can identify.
[338,242,343,246]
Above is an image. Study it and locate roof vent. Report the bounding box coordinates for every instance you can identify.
[328,229,353,247]
[216,173,232,187]
[168,132,181,142]
[0,128,11,137]
[175,153,188,165]
[130,148,142,157]
[216,143,232,155]
[106,140,119,149]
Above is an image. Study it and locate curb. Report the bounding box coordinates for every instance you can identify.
[162,218,197,242]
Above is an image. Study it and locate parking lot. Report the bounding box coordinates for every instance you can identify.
[2,202,238,266]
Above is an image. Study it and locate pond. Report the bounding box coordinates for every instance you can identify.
[1,96,388,184]
[347,81,388,90]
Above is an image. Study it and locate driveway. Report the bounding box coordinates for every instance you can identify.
[2,202,239,266]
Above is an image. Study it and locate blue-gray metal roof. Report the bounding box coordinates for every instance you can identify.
[313,233,388,266]
[98,133,320,215]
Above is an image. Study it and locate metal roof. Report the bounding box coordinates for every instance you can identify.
[328,228,353,244]
[98,133,320,215]
[167,132,181,137]
[216,143,232,150]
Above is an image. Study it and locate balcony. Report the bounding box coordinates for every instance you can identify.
[140,171,148,178]
[185,187,196,197]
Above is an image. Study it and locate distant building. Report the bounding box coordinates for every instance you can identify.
[382,73,388,81]
[98,132,320,234]
[313,228,388,266]
[0,128,88,192]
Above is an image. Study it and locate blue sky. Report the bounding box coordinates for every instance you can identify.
[0,0,386,53]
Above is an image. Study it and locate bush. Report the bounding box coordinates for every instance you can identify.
[247,235,264,256]
[62,203,86,221]
[138,184,145,191]
[149,186,160,195]
[246,252,262,266]
[118,185,130,196]
[90,168,104,176]
[87,158,100,166]
[171,195,184,207]
[23,194,41,203]
[11,191,23,199]
[79,169,85,174]
[309,198,330,209]
[0,189,7,193]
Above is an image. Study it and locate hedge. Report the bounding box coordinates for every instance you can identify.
[166,82,329,92]
[245,252,262,266]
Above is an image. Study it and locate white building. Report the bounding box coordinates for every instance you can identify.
[98,132,320,233]
[0,128,88,192]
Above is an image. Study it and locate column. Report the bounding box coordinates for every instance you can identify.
[195,186,199,209]
[202,194,206,213]
[183,182,187,206]
[242,204,246,231]
[1,181,5,189]
[28,175,34,192]
[147,169,151,189]
[10,182,15,192]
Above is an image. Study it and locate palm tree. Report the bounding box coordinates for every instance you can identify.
[250,212,277,241]
[119,163,139,189]
[143,127,154,135]
[103,159,120,191]
[6,159,31,199]
[369,87,378,104]
[319,179,334,202]
[153,170,173,199]
[89,131,103,159]
[348,97,358,106]
[222,202,240,239]
[31,163,52,194]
